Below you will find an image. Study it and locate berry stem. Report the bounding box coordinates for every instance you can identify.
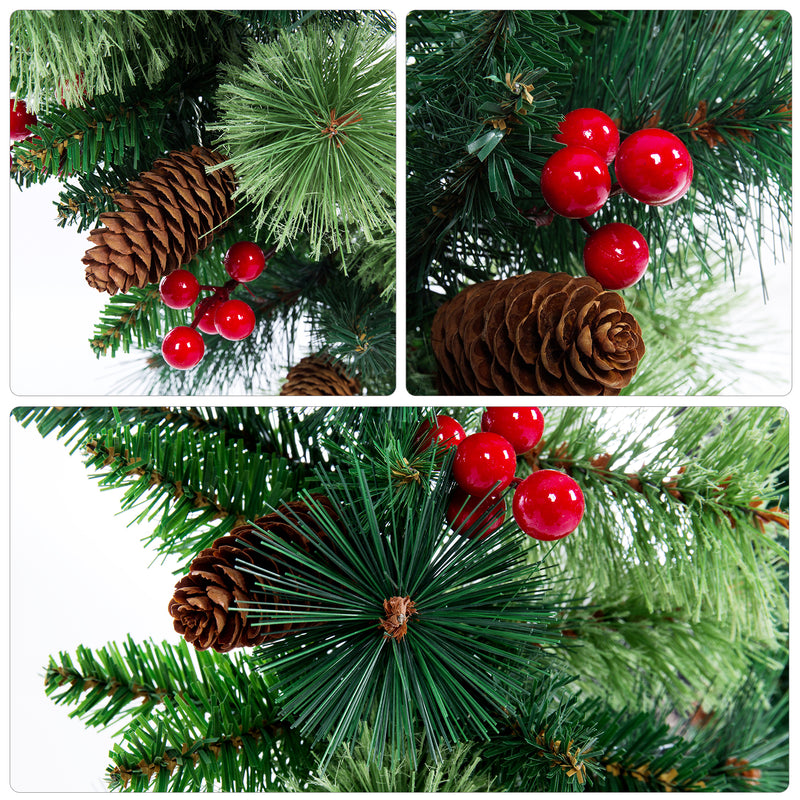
[577,218,595,235]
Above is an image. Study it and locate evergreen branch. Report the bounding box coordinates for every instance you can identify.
[532,407,788,622]
[246,446,566,766]
[80,424,315,566]
[310,275,396,393]
[56,165,138,232]
[10,10,238,114]
[101,656,310,791]
[12,406,324,464]
[13,406,320,565]
[107,712,296,791]
[487,664,787,791]
[211,21,396,258]
[295,727,492,792]
[11,94,178,185]
[44,636,234,729]
[234,9,396,41]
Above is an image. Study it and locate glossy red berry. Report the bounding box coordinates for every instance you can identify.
[194,297,223,334]
[481,407,544,454]
[512,470,585,541]
[223,241,266,282]
[215,298,256,340]
[159,269,200,309]
[453,432,517,497]
[541,145,611,218]
[10,99,37,141]
[162,326,204,369]
[614,128,694,206]
[583,222,650,290]
[554,108,619,164]
[415,414,466,451]
[446,486,505,539]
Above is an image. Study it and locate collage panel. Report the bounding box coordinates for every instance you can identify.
[406,10,791,396]
[3,6,793,797]
[10,405,789,791]
[10,9,396,395]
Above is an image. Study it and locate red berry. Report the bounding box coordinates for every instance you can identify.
[512,470,585,541]
[481,407,545,454]
[583,222,650,290]
[162,326,204,370]
[10,99,37,141]
[614,128,693,206]
[453,432,517,497]
[540,145,611,218]
[446,486,505,539]
[223,241,266,282]
[215,298,256,340]
[554,108,619,164]
[159,269,200,309]
[195,296,223,334]
[415,414,466,451]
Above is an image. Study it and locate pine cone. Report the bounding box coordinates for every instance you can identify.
[279,355,361,396]
[83,146,236,295]
[431,272,645,396]
[168,497,337,652]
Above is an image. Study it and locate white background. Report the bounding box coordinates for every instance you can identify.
[10,180,151,395]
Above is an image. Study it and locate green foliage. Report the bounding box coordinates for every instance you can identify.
[487,664,788,791]
[44,635,230,729]
[247,449,565,766]
[296,728,492,792]
[527,406,788,709]
[310,275,396,393]
[42,636,315,791]
[343,230,397,298]
[212,22,396,259]
[236,9,396,40]
[10,10,238,113]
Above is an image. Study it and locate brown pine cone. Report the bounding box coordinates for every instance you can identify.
[83,146,236,295]
[279,355,361,396]
[431,272,645,396]
[168,496,337,652]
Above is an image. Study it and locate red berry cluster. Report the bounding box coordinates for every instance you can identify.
[416,409,585,541]
[541,108,694,290]
[160,241,274,370]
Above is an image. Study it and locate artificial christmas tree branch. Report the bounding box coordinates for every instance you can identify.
[10,10,239,113]
[15,405,788,790]
[44,636,240,730]
[211,22,395,261]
